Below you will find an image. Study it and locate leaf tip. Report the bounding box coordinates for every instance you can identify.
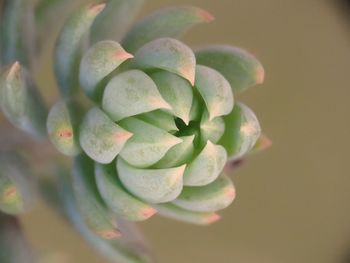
[142,207,158,219]
[114,50,134,60]
[8,61,21,76]
[256,65,265,84]
[197,9,215,22]
[206,213,221,224]
[96,229,122,240]
[88,3,106,14]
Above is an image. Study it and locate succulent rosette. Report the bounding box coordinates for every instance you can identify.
[44,1,268,239]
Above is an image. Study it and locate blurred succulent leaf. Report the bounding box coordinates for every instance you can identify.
[117,158,185,204]
[0,62,47,139]
[154,203,220,225]
[134,38,196,85]
[91,0,144,44]
[173,174,235,212]
[47,99,82,156]
[95,163,157,221]
[184,141,227,186]
[80,107,133,164]
[196,45,264,93]
[0,152,36,215]
[119,118,182,168]
[54,2,105,97]
[102,70,171,121]
[195,65,234,120]
[151,71,193,125]
[200,111,225,144]
[72,155,121,240]
[250,133,272,154]
[79,40,133,100]
[122,6,214,53]
[135,110,178,133]
[219,102,261,160]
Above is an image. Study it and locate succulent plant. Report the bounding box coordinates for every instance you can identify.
[0,0,270,262]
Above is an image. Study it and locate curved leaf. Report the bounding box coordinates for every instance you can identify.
[250,133,272,154]
[136,110,178,133]
[200,111,225,144]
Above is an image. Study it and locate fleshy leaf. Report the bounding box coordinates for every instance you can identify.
[72,155,121,240]
[219,102,261,160]
[154,135,195,168]
[184,141,227,186]
[195,65,233,120]
[54,3,105,96]
[80,107,133,164]
[133,38,196,85]
[0,152,36,215]
[200,111,225,144]
[151,71,193,124]
[0,62,47,139]
[91,0,143,44]
[117,158,185,204]
[47,99,81,156]
[80,40,133,100]
[173,175,235,212]
[95,163,157,222]
[196,45,264,93]
[136,110,178,133]
[250,134,272,154]
[154,203,220,225]
[119,118,182,168]
[122,6,214,53]
[102,70,171,121]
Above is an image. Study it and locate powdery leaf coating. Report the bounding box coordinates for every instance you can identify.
[117,158,185,204]
[134,38,196,85]
[122,6,214,53]
[79,40,133,100]
[173,175,235,212]
[184,141,227,186]
[95,163,157,222]
[200,111,225,144]
[102,70,171,121]
[196,45,265,93]
[119,118,182,168]
[80,107,133,164]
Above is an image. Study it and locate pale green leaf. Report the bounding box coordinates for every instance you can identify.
[200,111,225,144]
[135,110,178,133]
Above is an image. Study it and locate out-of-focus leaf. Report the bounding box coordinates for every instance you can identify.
[250,134,272,154]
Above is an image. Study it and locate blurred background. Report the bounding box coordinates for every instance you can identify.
[13,0,350,262]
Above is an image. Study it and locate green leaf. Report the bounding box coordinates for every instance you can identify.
[72,155,121,240]
[219,102,261,160]
[200,111,225,144]
[195,65,234,120]
[154,203,220,225]
[122,6,214,53]
[134,38,196,85]
[47,99,81,156]
[54,2,105,97]
[95,163,157,221]
[135,110,178,133]
[0,152,36,215]
[91,0,144,44]
[0,62,47,139]
[150,70,193,124]
[80,40,133,101]
[184,141,227,186]
[196,45,264,93]
[173,175,235,212]
[102,70,171,121]
[80,107,133,164]
[117,158,185,204]
[119,118,182,168]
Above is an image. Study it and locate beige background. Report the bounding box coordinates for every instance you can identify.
[19,0,350,262]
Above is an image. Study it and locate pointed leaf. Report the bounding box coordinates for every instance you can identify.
[0,62,47,139]
[47,99,82,156]
[200,111,225,144]
[122,6,214,53]
[219,102,261,160]
[102,70,171,121]
[91,0,143,44]
[119,118,182,168]
[151,71,193,124]
[95,163,157,222]
[72,155,121,240]
[54,3,105,96]
[117,158,185,204]
[250,134,272,154]
[136,110,178,133]
[134,38,196,85]
[196,45,264,93]
[173,175,235,212]
[184,141,227,186]
[154,203,220,225]
[80,40,133,100]
[80,107,133,164]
